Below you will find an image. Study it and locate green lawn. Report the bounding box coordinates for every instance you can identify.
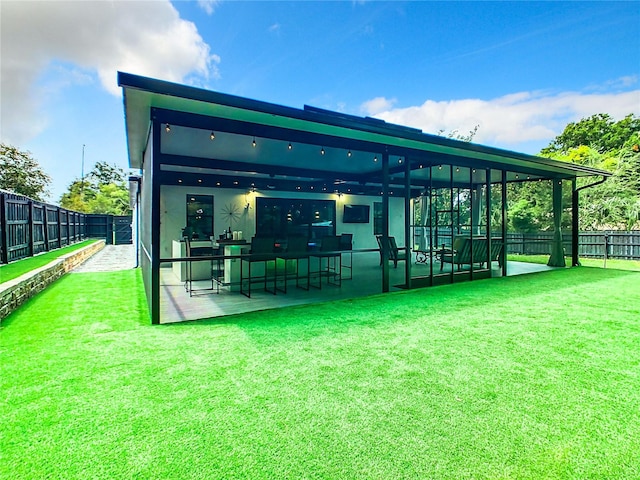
[1,267,639,479]
[508,254,640,271]
[0,239,99,284]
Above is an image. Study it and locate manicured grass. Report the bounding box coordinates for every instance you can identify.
[1,267,639,479]
[0,240,99,284]
[508,253,640,271]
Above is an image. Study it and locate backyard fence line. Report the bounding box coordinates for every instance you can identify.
[412,227,640,261]
[0,189,132,265]
[504,231,640,260]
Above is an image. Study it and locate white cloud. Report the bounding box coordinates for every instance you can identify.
[364,88,640,151]
[361,96,397,116]
[0,0,219,145]
[268,23,282,34]
[198,0,220,15]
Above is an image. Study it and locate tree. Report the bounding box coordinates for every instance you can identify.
[437,125,480,143]
[537,114,640,230]
[541,113,640,156]
[0,143,51,200]
[60,161,131,215]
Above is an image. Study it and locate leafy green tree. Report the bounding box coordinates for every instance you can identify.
[528,114,640,231]
[60,161,131,215]
[541,113,640,156]
[0,143,51,200]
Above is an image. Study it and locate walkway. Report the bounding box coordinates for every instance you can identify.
[72,244,136,273]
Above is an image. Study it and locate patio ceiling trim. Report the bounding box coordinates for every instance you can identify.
[119,72,611,181]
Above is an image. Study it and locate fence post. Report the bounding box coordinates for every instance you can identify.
[603,233,609,268]
[28,200,34,257]
[0,192,7,264]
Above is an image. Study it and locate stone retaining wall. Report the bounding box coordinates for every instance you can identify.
[0,240,105,322]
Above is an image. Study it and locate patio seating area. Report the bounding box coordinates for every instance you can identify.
[159,250,553,323]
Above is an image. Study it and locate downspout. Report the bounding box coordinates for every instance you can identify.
[572,175,608,266]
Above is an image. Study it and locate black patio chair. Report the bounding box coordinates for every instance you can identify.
[184,236,218,296]
[310,235,342,289]
[376,235,407,268]
[276,236,310,293]
[240,237,276,298]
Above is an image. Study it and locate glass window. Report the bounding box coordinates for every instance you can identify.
[256,197,335,239]
[186,194,214,240]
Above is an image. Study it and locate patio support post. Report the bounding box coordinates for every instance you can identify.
[404,155,412,288]
[150,118,162,324]
[501,171,508,277]
[486,170,492,276]
[382,151,390,292]
[449,164,454,282]
[548,179,566,267]
[571,178,580,266]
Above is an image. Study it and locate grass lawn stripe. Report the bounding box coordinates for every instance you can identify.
[1,267,639,479]
[0,240,99,284]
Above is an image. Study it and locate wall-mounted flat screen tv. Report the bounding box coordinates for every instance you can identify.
[343,204,370,223]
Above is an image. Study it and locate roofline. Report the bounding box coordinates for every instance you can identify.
[118,71,612,179]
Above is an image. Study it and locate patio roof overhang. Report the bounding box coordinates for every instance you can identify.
[118,71,610,194]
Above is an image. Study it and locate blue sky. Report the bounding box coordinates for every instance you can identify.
[1,1,639,202]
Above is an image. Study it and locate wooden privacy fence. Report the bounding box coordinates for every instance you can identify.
[0,190,86,264]
[412,227,640,261]
[0,189,132,264]
[506,231,640,260]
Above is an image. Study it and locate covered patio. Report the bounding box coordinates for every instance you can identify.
[119,72,609,324]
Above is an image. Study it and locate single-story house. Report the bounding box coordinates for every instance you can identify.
[119,72,609,324]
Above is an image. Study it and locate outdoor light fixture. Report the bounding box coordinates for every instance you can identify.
[178,179,183,183]
[438,165,442,170]
[252,137,257,148]
[321,147,325,155]
[347,150,352,157]
[515,175,519,179]
[374,156,378,162]
[165,123,171,133]
[398,158,403,164]
[210,131,215,140]
[288,142,292,150]
[198,179,202,183]
[456,167,460,172]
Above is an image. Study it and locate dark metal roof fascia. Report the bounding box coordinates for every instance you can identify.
[118,72,612,179]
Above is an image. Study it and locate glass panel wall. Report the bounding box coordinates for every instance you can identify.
[411,164,492,286]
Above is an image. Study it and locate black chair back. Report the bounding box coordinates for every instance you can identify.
[250,237,275,255]
[287,236,309,255]
[340,233,353,250]
[320,235,340,252]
